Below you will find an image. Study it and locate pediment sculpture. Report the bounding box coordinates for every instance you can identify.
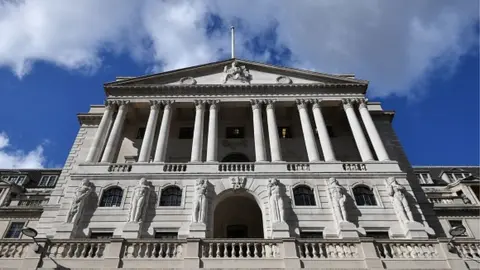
[222,61,251,84]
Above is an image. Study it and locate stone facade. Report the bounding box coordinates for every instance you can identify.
[0,59,478,269]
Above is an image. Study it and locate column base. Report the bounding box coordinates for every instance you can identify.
[324,221,363,239]
[188,222,207,238]
[55,223,76,239]
[271,222,290,238]
[122,222,142,239]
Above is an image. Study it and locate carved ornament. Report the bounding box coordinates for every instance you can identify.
[231,176,246,190]
[179,77,197,85]
[276,76,292,84]
[222,61,251,84]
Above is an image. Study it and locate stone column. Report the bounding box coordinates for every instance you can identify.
[101,100,129,163]
[206,100,219,162]
[138,100,161,162]
[311,99,336,161]
[190,100,206,162]
[251,99,267,162]
[265,100,282,162]
[342,99,374,162]
[358,99,390,161]
[296,99,320,162]
[85,101,115,162]
[153,101,174,162]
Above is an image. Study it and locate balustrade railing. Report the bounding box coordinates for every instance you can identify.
[0,240,30,258]
[296,240,359,259]
[218,163,255,172]
[123,240,185,259]
[47,240,107,259]
[374,240,438,259]
[201,239,280,258]
[453,240,480,259]
[286,163,310,172]
[343,163,367,171]
[108,164,132,172]
[163,163,187,172]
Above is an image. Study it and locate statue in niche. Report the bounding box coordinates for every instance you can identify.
[267,178,285,224]
[192,179,208,223]
[128,178,150,223]
[386,177,414,224]
[326,177,348,223]
[222,61,251,84]
[66,178,93,225]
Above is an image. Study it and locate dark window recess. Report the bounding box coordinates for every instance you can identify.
[160,186,182,206]
[353,186,377,206]
[227,225,248,238]
[226,127,245,139]
[300,232,323,239]
[326,125,335,137]
[5,222,25,238]
[365,231,389,239]
[293,186,316,206]
[100,187,123,207]
[457,191,472,204]
[471,186,480,201]
[90,232,113,239]
[278,127,292,139]
[448,220,467,236]
[155,232,178,239]
[136,128,146,139]
[178,127,194,139]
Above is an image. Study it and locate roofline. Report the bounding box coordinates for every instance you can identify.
[412,165,480,168]
[0,168,62,171]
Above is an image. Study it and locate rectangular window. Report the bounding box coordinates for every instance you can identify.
[448,220,467,236]
[226,127,245,139]
[5,222,25,239]
[365,231,390,239]
[448,172,472,181]
[470,186,480,201]
[416,173,432,184]
[178,127,194,139]
[136,127,146,139]
[299,231,323,239]
[278,127,292,139]
[90,232,113,239]
[39,175,58,187]
[154,232,178,239]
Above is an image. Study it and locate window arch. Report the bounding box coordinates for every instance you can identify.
[353,185,377,206]
[160,186,182,206]
[293,185,316,206]
[99,187,123,207]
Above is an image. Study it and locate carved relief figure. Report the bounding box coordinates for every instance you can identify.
[326,177,347,223]
[66,178,93,225]
[386,177,414,224]
[222,61,251,84]
[192,179,208,223]
[128,178,150,223]
[267,178,285,224]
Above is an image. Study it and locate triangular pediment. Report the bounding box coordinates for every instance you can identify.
[105,58,367,88]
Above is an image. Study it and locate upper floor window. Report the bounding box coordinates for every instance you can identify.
[226,127,245,139]
[4,222,25,239]
[416,173,432,184]
[1,175,27,185]
[293,185,316,206]
[99,187,123,207]
[353,185,377,206]
[178,127,194,139]
[447,172,472,182]
[159,186,182,206]
[136,127,146,139]
[278,127,292,139]
[39,175,58,187]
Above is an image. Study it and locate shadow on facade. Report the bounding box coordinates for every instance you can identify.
[140,182,158,237]
[345,193,361,227]
[76,185,98,238]
[276,181,299,237]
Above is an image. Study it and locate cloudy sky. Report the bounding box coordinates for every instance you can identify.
[0,0,478,168]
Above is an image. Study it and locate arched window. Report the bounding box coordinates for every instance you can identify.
[293,185,316,206]
[353,185,377,206]
[99,187,123,207]
[160,186,182,206]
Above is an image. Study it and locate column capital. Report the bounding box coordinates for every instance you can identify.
[149,100,161,110]
[116,100,130,107]
[265,99,276,110]
[357,98,368,109]
[105,100,116,109]
[341,98,355,109]
[311,99,324,109]
[194,100,206,111]
[162,100,175,110]
[295,99,310,109]
[250,99,264,110]
[207,100,220,110]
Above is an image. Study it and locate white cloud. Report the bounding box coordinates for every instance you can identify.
[0,0,478,97]
[0,132,46,169]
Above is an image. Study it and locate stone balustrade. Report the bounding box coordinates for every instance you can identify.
[163,163,187,172]
[286,163,310,172]
[1,238,476,269]
[108,164,132,172]
[218,163,255,172]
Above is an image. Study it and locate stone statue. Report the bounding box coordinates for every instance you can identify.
[192,179,208,223]
[66,178,93,225]
[326,177,347,223]
[222,61,251,84]
[128,178,150,223]
[386,177,414,224]
[267,178,285,224]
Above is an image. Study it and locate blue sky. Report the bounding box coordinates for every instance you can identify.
[0,1,478,168]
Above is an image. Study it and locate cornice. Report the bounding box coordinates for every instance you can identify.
[77,113,102,126]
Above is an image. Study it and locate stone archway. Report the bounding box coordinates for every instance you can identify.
[213,193,264,238]
[221,152,250,162]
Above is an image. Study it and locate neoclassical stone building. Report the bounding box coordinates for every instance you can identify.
[0,59,478,269]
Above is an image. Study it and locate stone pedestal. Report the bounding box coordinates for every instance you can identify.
[122,222,141,239]
[271,222,290,238]
[324,221,361,239]
[389,221,428,239]
[55,223,76,239]
[188,223,207,238]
